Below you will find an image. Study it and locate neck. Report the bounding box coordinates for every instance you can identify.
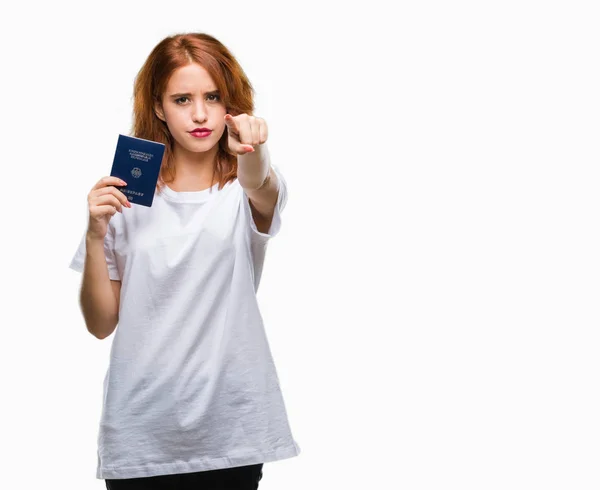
[169,143,219,191]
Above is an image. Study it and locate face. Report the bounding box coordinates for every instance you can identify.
[154,63,227,155]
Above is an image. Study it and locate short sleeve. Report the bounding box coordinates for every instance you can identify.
[68,224,121,281]
[242,163,288,242]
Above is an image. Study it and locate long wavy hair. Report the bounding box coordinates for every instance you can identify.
[129,32,256,194]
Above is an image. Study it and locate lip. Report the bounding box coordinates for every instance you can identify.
[189,130,212,139]
[190,128,212,133]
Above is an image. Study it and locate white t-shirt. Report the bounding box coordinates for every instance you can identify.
[69,164,300,480]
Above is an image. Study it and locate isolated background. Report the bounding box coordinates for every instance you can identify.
[1,1,599,488]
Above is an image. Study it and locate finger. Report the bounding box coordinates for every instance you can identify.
[90,205,118,218]
[236,117,255,152]
[224,114,239,135]
[228,139,247,155]
[226,115,253,153]
[231,140,254,155]
[92,176,127,191]
[250,117,260,146]
[259,118,268,143]
[90,194,122,209]
[110,186,132,208]
[92,194,124,213]
[91,185,131,208]
[238,116,253,146]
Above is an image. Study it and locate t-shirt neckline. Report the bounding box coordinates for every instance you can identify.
[159,181,223,203]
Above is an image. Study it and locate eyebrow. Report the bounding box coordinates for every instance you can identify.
[169,89,220,98]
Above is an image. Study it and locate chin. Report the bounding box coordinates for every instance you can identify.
[191,142,219,153]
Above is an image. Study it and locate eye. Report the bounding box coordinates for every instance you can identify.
[174,94,220,105]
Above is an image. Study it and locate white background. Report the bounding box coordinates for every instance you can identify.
[1,1,599,488]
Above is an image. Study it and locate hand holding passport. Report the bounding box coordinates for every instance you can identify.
[110,135,166,207]
[85,176,132,241]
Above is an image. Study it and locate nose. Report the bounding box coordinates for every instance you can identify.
[192,101,208,123]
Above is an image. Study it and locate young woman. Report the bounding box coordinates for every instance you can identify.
[69,32,300,489]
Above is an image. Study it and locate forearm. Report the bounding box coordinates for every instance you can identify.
[80,235,119,339]
[237,143,271,190]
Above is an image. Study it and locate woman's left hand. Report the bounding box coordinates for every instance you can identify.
[224,113,268,155]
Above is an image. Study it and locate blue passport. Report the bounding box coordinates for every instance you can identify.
[109,134,165,207]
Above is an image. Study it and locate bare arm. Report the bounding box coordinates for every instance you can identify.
[79,234,121,339]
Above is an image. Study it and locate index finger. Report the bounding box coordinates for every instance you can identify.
[92,176,128,191]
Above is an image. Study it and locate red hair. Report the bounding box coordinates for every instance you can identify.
[130,32,256,194]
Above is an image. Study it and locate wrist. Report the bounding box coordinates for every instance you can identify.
[86,231,105,244]
[237,143,270,189]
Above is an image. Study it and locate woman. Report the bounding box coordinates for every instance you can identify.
[69,32,300,489]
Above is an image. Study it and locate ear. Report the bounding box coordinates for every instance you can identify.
[154,101,166,122]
